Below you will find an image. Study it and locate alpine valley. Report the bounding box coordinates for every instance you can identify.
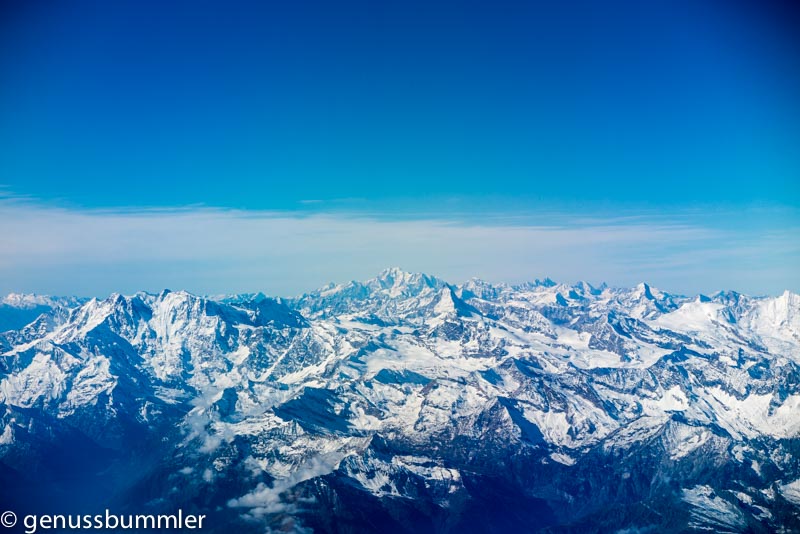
[1,269,799,533]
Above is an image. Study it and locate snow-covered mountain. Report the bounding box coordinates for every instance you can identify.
[0,293,85,334]
[1,269,799,533]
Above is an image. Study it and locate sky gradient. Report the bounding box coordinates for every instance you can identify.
[0,0,798,296]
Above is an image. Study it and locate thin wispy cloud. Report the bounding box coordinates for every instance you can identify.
[0,198,797,297]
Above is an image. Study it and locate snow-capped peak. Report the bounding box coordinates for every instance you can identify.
[368,267,443,296]
[1,293,76,309]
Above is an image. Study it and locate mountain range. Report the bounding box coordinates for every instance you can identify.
[1,268,799,533]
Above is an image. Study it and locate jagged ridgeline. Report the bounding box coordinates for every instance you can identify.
[1,269,799,533]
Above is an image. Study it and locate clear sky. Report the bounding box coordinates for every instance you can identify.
[0,0,798,297]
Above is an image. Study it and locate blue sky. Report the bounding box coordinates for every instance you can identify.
[0,0,798,296]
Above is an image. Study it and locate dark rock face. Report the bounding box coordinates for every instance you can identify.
[1,272,799,532]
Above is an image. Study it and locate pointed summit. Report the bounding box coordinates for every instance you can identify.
[573,281,601,296]
[431,286,478,318]
[635,282,655,300]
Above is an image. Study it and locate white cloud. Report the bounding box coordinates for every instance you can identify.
[227,452,344,533]
[0,198,797,296]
